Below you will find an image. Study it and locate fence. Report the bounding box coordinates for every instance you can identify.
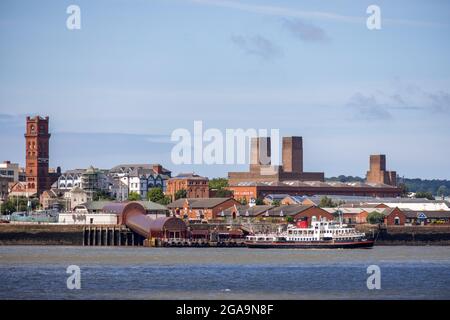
[10,213,58,223]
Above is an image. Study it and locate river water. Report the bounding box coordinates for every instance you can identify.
[0,246,449,300]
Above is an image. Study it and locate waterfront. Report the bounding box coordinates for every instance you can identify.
[0,246,449,300]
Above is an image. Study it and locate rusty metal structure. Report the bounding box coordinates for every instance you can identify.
[102,202,187,240]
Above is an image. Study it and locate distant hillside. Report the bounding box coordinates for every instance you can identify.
[326,176,450,196]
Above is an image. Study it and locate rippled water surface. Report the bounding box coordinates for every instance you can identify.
[1,246,449,299]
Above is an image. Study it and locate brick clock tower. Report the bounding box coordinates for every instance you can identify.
[25,116,51,195]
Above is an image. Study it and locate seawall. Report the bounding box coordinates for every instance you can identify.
[0,224,84,245]
[2,224,450,246]
[356,225,450,245]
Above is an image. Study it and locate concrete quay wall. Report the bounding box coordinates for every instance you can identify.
[0,224,84,245]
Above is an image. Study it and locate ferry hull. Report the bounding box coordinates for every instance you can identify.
[245,240,375,249]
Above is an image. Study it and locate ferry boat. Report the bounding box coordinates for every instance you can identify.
[245,219,374,249]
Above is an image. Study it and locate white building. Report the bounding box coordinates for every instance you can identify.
[57,167,111,196]
[109,164,171,200]
[380,201,450,211]
[63,186,89,211]
[57,169,84,190]
[58,212,119,225]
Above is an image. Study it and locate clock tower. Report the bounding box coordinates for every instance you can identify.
[25,116,51,195]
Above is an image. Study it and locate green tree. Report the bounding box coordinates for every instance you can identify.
[215,189,233,198]
[0,196,39,214]
[367,211,385,224]
[319,196,336,208]
[128,191,141,201]
[209,178,229,190]
[158,196,172,205]
[0,200,17,214]
[415,191,435,200]
[147,187,172,205]
[175,189,187,200]
[272,200,281,207]
[286,216,294,223]
[147,187,165,203]
[398,183,409,197]
[255,198,264,205]
[437,185,448,199]
[93,190,114,201]
[239,198,248,205]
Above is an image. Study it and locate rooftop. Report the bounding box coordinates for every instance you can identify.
[167,197,234,209]
[171,173,208,180]
[230,180,398,189]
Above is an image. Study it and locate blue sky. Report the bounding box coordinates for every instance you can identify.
[0,0,449,179]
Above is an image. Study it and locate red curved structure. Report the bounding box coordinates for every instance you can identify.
[102,202,187,239]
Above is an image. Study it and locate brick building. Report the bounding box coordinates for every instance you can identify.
[402,209,450,225]
[228,136,324,185]
[366,155,397,186]
[229,181,402,203]
[166,173,209,200]
[167,197,239,221]
[13,116,60,196]
[227,136,401,202]
[223,204,334,225]
[383,207,408,225]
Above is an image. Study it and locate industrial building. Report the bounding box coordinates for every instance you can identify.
[227,135,402,201]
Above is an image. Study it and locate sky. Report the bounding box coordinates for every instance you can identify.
[0,0,449,179]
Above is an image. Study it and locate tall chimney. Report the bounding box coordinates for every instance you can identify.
[282,136,303,173]
[250,137,271,172]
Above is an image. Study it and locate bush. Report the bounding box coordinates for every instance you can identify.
[128,192,141,201]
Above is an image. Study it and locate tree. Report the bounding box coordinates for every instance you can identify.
[367,211,385,224]
[398,183,409,197]
[157,196,172,205]
[147,187,165,203]
[0,196,39,214]
[272,200,281,207]
[209,178,229,190]
[93,190,114,201]
[209,178,232,198]
[147,187,172,205]
[437,185,448,199]
[175,189,187,200]
[255,198,264,205]
[0,200,17,214]
[128,192,141,201]
[286,216,294,223]
[319,196,336,208]
[415,191,435,201]
[239,198,248,205]
[215,188,233,198]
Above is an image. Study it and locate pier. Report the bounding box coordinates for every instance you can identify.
[83,226,145,247]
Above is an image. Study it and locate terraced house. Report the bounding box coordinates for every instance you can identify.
[109,164,172,200]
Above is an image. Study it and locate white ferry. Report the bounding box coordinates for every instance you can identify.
[245,219,374,249]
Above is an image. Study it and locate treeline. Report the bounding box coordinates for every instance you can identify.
[401,178,450,196]
[326,175,450,196]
